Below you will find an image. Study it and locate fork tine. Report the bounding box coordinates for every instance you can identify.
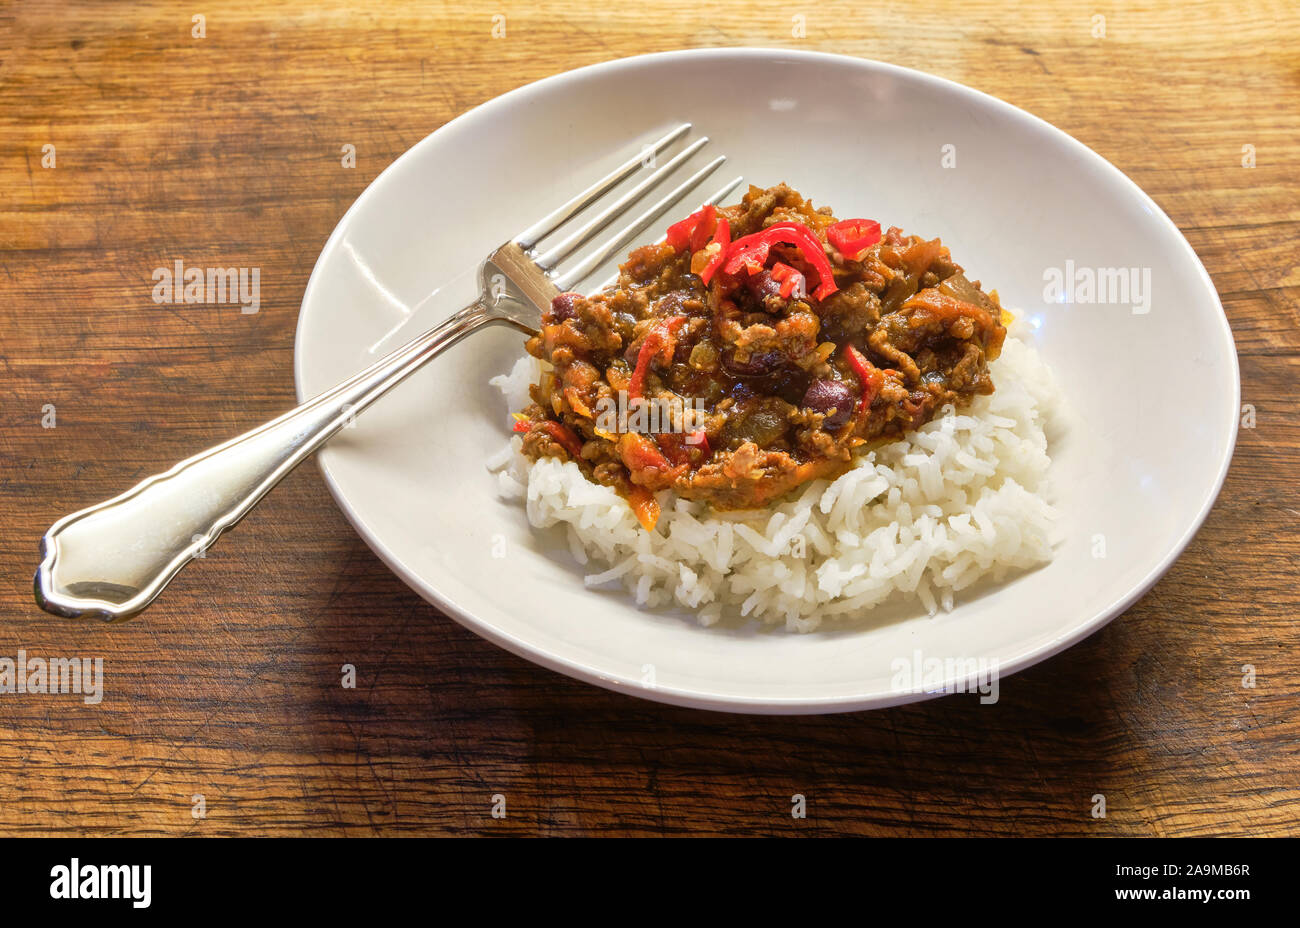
[585,174,746,294]
[514,123,692,251]
[552,156,727,292]
[531,136,711,270]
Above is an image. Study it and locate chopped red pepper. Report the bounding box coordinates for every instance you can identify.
[722,222,802,275]
[690,217,730,285]
[512,418,584,458]
[541,421,585,458]
[843,344,884,414]
[685,427,710,456]
[827,218,882,261]
[720,221,838,300]
[667,203,730,284]
[769,261,806,299]
[665,205,715,252]
[627,315,686,399]
[688,205,718,253]
[619,433,689,486]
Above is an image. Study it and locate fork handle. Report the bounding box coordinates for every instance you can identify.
[36,299,501,621]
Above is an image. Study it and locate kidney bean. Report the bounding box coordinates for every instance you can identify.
[745,269,783,302]
[802,378,855,430]
[721,347,785,376]
[548,291,581,323]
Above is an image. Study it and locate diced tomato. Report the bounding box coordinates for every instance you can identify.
[827,218,882,260]
[769,261,806,299]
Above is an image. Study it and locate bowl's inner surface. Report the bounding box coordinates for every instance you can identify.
[294,50,1236,712]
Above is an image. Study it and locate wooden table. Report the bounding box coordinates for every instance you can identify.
[1,0,1297,837]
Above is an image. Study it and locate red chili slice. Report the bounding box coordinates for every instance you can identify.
[720,222,838,300]
[665,205,715,252]
[541,421,585,457]
[513,419,584,457]
[620,432,685,479]
[690,218,730,285]
[827,218,882,261]
[627,316,686,400]
[843,344,884,413]
[688,205,718,253]
[769,261,806,299]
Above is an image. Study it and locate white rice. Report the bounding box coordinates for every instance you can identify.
[488,325,1062,632]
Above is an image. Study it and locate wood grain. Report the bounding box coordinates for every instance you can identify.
[1,0,1297,836]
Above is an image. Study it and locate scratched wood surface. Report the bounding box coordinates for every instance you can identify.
[1,0,1297,836]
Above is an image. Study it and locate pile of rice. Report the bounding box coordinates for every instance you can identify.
[488,325,1061,632]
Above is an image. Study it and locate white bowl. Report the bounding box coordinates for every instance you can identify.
[294,49,1238,714]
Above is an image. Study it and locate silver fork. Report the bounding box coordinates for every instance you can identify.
[35,124,743,621]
